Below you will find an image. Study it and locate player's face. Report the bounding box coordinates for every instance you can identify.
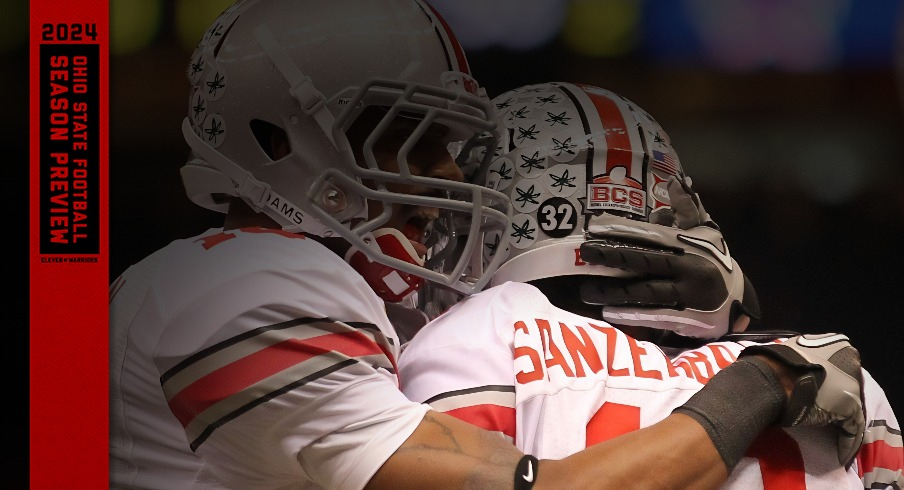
[348,109,464,250]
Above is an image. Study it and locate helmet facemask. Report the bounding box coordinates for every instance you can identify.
[179,0,513,301]
[333,93,511,302]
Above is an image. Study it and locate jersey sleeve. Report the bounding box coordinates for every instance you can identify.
[399,284,522,441]
[855,368,904,489]
[149,228,429,489]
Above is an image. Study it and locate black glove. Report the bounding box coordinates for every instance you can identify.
[740,333,866,468]
[579,176,760,339]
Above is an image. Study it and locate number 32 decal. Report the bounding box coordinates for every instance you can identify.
[538,197,576,238]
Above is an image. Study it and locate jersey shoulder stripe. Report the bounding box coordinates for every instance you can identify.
[446,404,516,441]
[160,317,395,451]
[425,384,516,409]
[857,419,904,488]
[425,385,517,440]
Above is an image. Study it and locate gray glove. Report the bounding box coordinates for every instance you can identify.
[579,176,760,339]
[740,333,866,468]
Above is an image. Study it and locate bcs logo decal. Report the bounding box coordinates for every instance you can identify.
[586,183,646,215]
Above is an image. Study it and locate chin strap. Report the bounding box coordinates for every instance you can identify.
[346,228,425,303]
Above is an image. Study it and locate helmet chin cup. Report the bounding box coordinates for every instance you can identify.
[346,228,425,303]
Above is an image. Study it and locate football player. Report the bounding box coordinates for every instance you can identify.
[109,1,878,485]
[400,81,902,489]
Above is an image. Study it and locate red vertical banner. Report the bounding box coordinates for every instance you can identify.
[29,1,109,488]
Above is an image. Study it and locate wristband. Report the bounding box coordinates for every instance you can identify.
[673,357,785,470]
[514,454,539,490]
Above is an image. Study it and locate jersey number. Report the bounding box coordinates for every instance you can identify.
[586,402,806,489]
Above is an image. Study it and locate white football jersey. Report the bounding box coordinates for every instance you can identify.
[110,227,429,489]
[399,281,903,489]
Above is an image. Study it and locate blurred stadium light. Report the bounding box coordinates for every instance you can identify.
[175,0,236,49]
[2,0,894,74]
[110,0,163,56]
[428,0,569,51]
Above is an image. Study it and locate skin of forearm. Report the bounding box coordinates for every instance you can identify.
[365,411,523,490]
[536,413,727,490]
[368,411,728,490]
[368,354,793,489]
[537,353,796,489]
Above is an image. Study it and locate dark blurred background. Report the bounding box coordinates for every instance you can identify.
[7,0,903,428]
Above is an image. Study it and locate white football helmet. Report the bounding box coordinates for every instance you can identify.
[485,81,686,284]
[179,0,511,301]
[480,82,757,340]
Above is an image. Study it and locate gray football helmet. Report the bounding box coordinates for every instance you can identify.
[480,82,757,339]
[179,0,511,300]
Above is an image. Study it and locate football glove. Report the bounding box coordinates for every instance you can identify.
[740,333,866,468]
[579,176,760,339]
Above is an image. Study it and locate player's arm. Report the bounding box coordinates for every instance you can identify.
[535,353,798,489]
[369,335,865,489]
[368,408,726,490]
[366,410,523,489]
[855,369,904,489]
[371,353,794,490]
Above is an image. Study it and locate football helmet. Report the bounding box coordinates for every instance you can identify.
[179,0,511,301]
[480,82,757,339]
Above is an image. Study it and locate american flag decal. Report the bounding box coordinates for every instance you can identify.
[651,150,679,176]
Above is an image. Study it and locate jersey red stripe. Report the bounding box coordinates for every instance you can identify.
[856,438,904,476]
[745,427,807,490]
[168,331,385,427]
[445,404,516,440]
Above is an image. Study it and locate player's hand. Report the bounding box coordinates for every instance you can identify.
[579,176,760,339]
[740,333,866,468]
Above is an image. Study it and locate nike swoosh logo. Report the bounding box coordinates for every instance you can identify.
[677,234,733,271]
[522,460,534,482]
[796,333,849,348]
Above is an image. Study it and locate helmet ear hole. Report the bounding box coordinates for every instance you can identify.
[250,119,290,160]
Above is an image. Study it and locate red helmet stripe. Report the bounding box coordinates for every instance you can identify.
[418,0,471,75]
[586,92,633,173]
